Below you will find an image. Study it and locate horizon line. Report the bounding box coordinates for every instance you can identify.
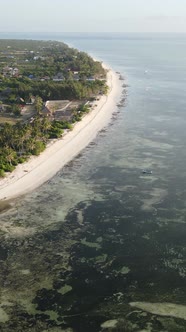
[1,31,186,34]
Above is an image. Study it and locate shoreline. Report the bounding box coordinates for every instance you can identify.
[0,64,123,201]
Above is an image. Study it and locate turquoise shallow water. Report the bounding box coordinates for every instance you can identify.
[0,33,186,331]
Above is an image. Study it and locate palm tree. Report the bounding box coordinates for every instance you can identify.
[0,123,14,147]
[3,147,16,165]
[25,138,36,153]
[35,96,43,115]
[41,116,52,136]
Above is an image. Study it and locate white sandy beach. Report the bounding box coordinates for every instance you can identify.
[0,66,123,201]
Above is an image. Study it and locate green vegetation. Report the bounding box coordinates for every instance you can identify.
[0,39,107,177]
[0,39,106,104]
[0,104,93,176]
[0,117,60,174]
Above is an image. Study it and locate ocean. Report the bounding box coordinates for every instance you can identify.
[0,33,186,331]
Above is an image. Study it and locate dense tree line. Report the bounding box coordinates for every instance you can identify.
[0,77,107,103]
[0,104,90,177]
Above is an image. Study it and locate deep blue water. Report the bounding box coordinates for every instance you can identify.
[0,33,186,331]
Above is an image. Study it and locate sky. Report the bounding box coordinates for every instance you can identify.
[1,0,186,33]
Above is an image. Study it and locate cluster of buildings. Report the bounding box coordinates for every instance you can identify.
[2,66,19,77]
[1,67,96,82]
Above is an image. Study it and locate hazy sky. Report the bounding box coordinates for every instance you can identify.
[1,0,186,33]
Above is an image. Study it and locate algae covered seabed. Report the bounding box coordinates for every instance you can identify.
[0,124,186,332]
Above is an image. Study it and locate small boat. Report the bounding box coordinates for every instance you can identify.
[142,169,152,174]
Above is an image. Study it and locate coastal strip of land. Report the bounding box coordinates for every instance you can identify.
[0,65,123,201]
